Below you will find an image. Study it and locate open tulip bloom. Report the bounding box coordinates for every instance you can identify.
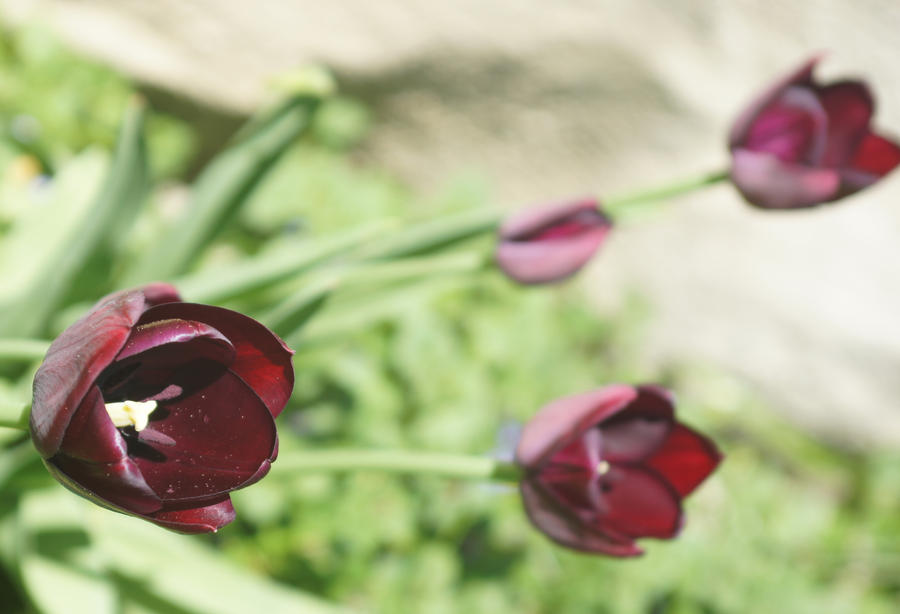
[29,283,294,533]
[729,55,900,209]
[515,385,722,556]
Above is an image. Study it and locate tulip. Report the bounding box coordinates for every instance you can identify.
[729,56,900,209]
[30,283,294,533]
[516,385,721,556]
[495,198,611,284]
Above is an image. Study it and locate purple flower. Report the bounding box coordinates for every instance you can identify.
[495,198,611,284]
[30,283,294,533]
[729,55,900,209]
[516,385,721,556]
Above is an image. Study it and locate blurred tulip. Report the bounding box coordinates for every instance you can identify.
[495,198,611,284]
[30,283,293,533]
[516,385,721,556]
[729,56,900,209]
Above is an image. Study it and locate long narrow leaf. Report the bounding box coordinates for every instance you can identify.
[122,96,321,284]
[0,98,149,337]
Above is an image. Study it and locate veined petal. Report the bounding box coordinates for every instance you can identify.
[31,286,176,458]
[138,303,294,417]
[148,496,236,534]
[129,370,277,502]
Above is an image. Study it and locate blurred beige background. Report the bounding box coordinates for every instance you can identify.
[3,0,900,448]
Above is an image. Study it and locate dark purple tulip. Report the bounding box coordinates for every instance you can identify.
[495,198,611,284]
[30,283,294,533]
[516,385,721,556]
[729,56,900,209]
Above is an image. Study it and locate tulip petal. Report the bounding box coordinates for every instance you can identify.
[848,132,900,179]
[138,304,294,417]
[50,454,161,515]
[129,370,277,501]
[646,423,723,497]
[742,86,827,164]
[148,496,236,534]
[729,55,821,148]
[58,387,128,464]
[31,287,163,458]
[496,200,611,285]
[730,148,841,209]
[102,318,236,403]
[520,479,643,556]
[593,465,683,539]
[516,385,638,470]
[816,81,875,167]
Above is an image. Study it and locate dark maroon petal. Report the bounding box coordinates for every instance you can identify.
[139,282,182,307]
[129,370,277,502]
[57,387,128,464]
[31,286,166,458]
[849,132,900,178]
[816,81,874,167]
[729,55,821,148]
[496,199,611,285]
[50,454,161,515]
[543,428,601,478]
[137,304,294,418]
[598,385,674,462]
[646,423,723,498]
[516,385,637,470]
[520,479,643,556]
[147,496,236,534]
[102,318,236,402]
[115,318,234,364]
[730,148,841,209]
[593,465,683,540]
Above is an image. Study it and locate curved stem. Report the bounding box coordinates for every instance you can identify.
[605,168,729,217]
[0,403,30,431]
[272,449,522,482]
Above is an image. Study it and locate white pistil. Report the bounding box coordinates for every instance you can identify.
[105,400,158,432]
[596,460,611,475]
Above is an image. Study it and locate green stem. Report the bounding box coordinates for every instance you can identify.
[0,339,50,362]
[273,449,522,482]
[605,168,729,216]
[0,403,30,431]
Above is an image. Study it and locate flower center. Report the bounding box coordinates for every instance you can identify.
[104,400,158,432]
[596,460,611,475]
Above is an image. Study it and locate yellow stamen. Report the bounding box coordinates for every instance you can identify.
[596,460,611,475]
[105,400,158,432]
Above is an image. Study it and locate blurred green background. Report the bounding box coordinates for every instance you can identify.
[0,24,899,614]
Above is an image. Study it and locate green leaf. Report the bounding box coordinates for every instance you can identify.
[259,273,337,338]
[355,207,499,261]
[21,555,117,614]
[89,510,354,614]
[18,488,355,614]
[0,98,149,337]
[122,96,322,284]
[173,220,391,304]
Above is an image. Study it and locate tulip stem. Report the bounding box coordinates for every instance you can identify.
[273,449,522,482]
[0,403,29,431]
[0,339,50,363]
[605,168,729,218]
